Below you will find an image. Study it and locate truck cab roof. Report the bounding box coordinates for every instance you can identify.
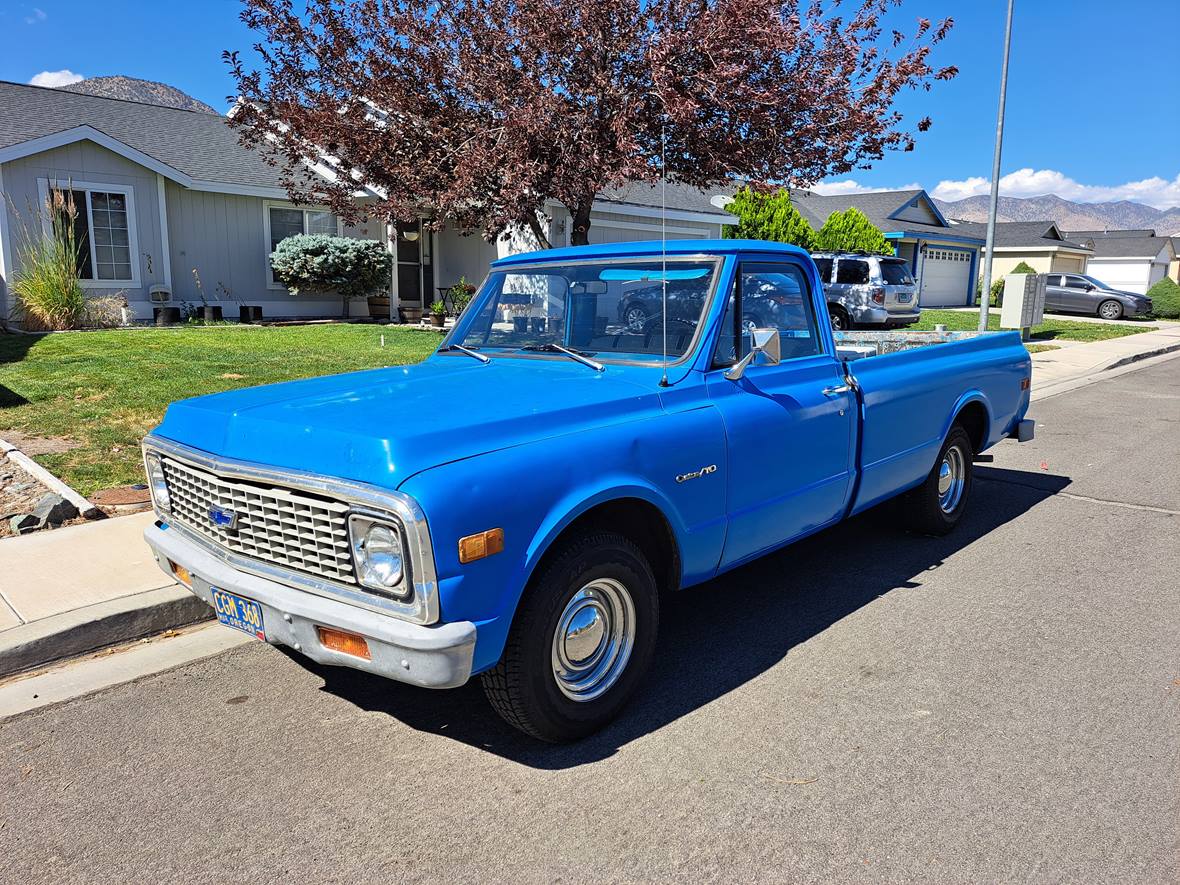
[492,239,813,268]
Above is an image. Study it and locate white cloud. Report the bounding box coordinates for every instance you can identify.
[24,7,47,24]
[809,179,921,196]
[29,69,84,88]
[931,168,1180,210]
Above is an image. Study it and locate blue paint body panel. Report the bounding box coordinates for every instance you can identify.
[152,239,1031,677]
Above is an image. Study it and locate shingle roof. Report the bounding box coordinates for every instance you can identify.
[952,221,1091,251]
[597,180,735,217]
[789,188,983,241]
[1072,236,1171,259]
[0,80,285,190]
[1063,229,1157,239]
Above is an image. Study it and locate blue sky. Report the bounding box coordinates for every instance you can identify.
[3,0,1177,207]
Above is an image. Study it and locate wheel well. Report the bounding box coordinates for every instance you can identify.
[953,401,988,452]
[828,302,850,318]
[539,498,681,593]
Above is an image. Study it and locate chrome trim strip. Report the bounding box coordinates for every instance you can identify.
[142,434,439,625]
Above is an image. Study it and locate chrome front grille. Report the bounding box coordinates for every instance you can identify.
[161,457,355,585]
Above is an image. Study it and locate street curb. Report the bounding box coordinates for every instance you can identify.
[0,435,103,520]
[1102,341,1180,372]
[0,584,212,678]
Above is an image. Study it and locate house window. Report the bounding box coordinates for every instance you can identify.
[51,187,135,282]
[267,205,338,284]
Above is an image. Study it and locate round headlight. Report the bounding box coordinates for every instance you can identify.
[352,519,405,592]
[145,453,171,513]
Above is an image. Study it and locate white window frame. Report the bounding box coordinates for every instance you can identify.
[263,200,344,290]
[37,177,141,288]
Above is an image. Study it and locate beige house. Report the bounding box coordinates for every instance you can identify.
[949,221,1093,278]
[1062,229,1175,294]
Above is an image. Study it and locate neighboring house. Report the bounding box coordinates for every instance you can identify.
[1061,229,1176,294]
[0,81,732,325]
[1169,237,1180,284]
[790,188,985,307]
[949,220,1093,278]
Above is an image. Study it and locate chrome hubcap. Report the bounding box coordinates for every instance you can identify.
[938,444,966,514]
[551,578,636,702]
[625,308,646,331]
[1100,303,1119,319]
[831,312,845,330]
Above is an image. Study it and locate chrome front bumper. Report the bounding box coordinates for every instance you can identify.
[144,521,476,689]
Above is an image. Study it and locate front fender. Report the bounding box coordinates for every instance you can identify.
[397,405,727,674]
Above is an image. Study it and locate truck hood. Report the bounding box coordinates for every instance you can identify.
[153,355,665,488]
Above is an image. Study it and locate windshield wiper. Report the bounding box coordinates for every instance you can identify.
[438,343,490,364]
[519,343,605,373]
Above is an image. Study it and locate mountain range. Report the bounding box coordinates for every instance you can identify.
[59,76,218,115]
[934,194,1180,238]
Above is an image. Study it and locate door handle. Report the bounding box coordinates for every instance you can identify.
[822,384,852,397]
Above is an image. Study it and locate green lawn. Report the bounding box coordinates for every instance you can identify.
[913,309,1154,343]
[0,325,438,495]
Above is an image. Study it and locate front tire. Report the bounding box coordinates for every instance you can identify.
[1097,299,1123,320]
[623,304,649,332]
[481,531,659,742]
[904,425,974,536]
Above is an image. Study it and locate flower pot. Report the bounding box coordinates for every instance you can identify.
[548,317,564,334]
[368,295,391,319]
[153,306,181,326]
[200,306,223,322]
[399,306,423,324]
[530,317,546,334]
[512,316,530,333]
[239,305,263,324]
[430,313,446,327]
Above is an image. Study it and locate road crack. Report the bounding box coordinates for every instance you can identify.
[977,476,1180,516]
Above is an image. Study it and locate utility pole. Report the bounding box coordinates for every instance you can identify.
[978,0,1015,331]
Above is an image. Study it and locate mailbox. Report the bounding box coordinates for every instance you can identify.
[999,273,1046,331]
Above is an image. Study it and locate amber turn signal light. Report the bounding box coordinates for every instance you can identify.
[316,626,371,660]
[458,527,504,564]
[1020,377,1031,390]
[168,560,192,588]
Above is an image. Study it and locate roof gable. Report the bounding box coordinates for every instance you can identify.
[888,192,948,227]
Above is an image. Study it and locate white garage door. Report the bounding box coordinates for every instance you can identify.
[920,247,973,307]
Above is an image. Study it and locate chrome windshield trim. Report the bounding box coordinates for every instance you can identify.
[443,255,725,370]
[142,434,439,625]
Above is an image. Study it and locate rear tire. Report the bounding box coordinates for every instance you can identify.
[829,305,851,331]
[481,531,659,743]
[904,425,973,536]
[1097,299,1123,320]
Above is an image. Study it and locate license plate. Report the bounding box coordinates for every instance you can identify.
[896,292,912,303]
[212,589,265,640]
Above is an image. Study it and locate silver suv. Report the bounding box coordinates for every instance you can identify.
[811,252,920,330]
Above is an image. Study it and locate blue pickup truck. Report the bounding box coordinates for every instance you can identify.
[142,240,1033,742]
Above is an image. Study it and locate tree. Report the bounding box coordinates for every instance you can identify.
[813,208,893,254]
[270,234,393,316]
[226,0,957,247]
[723,186,815,250]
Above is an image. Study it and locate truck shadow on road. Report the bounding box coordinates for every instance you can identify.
[310,465,1071,768]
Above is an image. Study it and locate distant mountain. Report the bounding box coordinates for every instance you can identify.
[59,76,218,115]
[935,194,1180,237]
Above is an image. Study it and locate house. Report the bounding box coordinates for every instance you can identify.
[0,81,732,325]
[948,220,1093,278]
[790,188,985,307]
[1171,237,1180,284]
[1061,229,1176,294]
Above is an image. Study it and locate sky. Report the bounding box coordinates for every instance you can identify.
[2,0,1177,208]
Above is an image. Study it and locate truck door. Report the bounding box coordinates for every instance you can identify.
[706,261,857,569]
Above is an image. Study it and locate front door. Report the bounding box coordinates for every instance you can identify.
[1062,274,1099,313]
[706,261,856,569]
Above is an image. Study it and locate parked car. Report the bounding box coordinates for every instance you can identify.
[1042,273,1152,320]
[141,239,1033,743]
[811,252,920,330]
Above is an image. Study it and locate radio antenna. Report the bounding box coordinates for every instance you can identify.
[658,118,670,388]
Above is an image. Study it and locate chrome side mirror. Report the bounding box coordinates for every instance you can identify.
[725,328,781,381]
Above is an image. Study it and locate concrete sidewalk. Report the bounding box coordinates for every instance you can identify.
[2,325,1179,678]
[0,511,209,676]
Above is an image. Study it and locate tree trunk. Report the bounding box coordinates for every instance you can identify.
[570,201,593,247]
[526,213,553,250]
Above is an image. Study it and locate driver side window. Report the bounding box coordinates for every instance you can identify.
[713,263,821,367]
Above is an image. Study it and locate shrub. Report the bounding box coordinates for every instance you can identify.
[723,186,816,250]
[270,234,393,315]
[1145,276,1180,319]
[83,295,129,328]
[984,260,1036,307]
[813,207,892,254]
[11,190,87,330]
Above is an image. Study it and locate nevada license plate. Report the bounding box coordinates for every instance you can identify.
[212,588,265,640]
[896,293,912,303]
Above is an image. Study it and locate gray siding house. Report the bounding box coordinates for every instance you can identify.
[0,81,732,326]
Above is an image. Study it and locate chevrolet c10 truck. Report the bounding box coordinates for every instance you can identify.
[142,240,1034,742]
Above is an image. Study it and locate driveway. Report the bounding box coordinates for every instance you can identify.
[2,358,1178,883]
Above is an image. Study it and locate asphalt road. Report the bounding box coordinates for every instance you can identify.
[3,359,1178,883]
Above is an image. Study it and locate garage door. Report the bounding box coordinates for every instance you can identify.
[1050,255,1086,273]
[919,248,973,307]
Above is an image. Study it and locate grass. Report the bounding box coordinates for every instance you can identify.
[0,325,438,495]
[913,309,1155,343]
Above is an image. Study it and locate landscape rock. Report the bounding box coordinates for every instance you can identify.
[31,493,79,526]
[9,513,44,534]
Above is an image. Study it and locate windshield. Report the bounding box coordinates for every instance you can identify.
[450,258,720,363]
[879,260,914,285]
